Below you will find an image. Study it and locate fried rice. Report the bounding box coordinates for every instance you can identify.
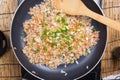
[22,0,99,69]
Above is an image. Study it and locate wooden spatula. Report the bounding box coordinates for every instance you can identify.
[54,0,120,32]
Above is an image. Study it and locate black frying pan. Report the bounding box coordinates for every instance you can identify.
[10,0,107,80]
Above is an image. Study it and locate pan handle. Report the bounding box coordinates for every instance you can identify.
[0,31,7,57]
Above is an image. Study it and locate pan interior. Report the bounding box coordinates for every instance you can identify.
[11,0,107,80]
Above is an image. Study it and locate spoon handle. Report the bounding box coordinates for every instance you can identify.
[85,9,120,32]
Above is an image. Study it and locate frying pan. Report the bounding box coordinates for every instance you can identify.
[10,0,108,80]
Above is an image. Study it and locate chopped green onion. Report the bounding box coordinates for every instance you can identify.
[58,53,63,58]
[70,36,75,41]
[66,41,70,46]
[65,35,74,41]
[79,23,83,27]
[34,49,40,53]
[85,48,90,54]
[68,47,73,51]
[75,45,78,49]
[61,25,68,34]
[51,7,55,10]
[61,16,68,25]
[51,42,57,47]
[56,33,61,37]
[92,28,96,32]
[47,13,50,17]
[41,35,46,41]
[43,46,48,51]
[69,59,74,63]
[54,16,61,23]
[42,23,47,28]
[61,17,66,23]
[49,30,55,35]
[30,39,35,45]
[52,32,57,38]
[43,29,49,35]
[61,43,65,47]
[57,12,61,15]
[61,34,65,38]
[47,4,51,7]
[57,28,62,32]
[80,35,83,38]
[64,21,68,25]
[65,36,70,40]
[61,25,66,31]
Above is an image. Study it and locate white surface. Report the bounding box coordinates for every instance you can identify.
[103,74,120,80]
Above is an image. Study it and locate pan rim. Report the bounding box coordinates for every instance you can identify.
[10,0,108,80]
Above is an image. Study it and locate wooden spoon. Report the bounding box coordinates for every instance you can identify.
[54,0,120,32]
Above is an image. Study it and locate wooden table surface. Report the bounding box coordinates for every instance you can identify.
[0,0,120,80]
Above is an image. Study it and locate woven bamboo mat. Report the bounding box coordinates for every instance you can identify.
[0,0,21,80]
[0,0,120,80]
[102,0,120,78]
